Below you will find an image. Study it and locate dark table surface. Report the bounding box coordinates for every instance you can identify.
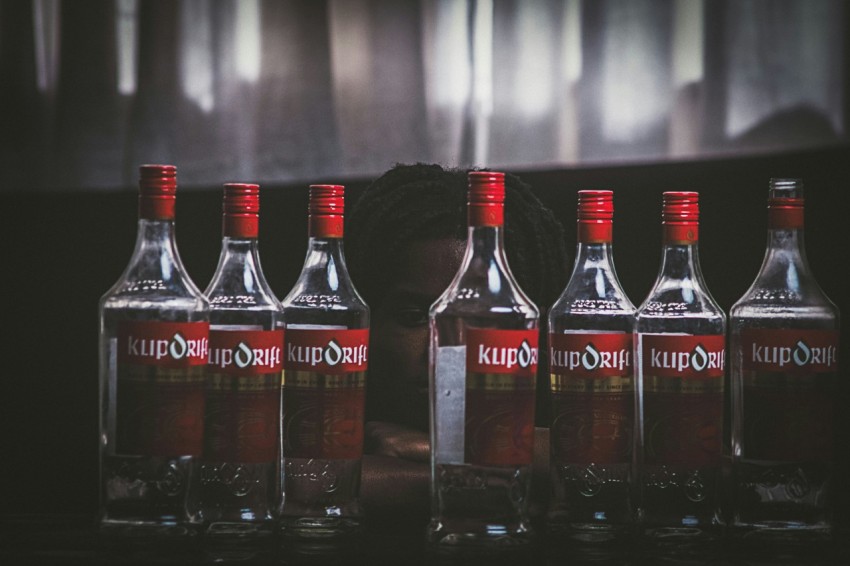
[3,514,849,566]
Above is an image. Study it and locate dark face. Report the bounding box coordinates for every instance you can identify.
[366,237,466,432]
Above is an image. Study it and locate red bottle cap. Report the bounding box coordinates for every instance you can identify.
[577,190,614,243]
[138,164,176,220]
[662,191,699,244]
[222,183,260,238]
[468,171,505,227]
[767,178,804,230]
[308,184,344,238]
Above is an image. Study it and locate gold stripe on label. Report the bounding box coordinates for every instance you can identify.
[467,373,535,391]
[550,374,633,394]
[743,372,834,391]
[282,370,366,389]
[119,365,206,384]
[644,375,724,394]
[206,373,279,391]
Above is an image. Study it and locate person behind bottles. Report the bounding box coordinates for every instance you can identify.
[345,162,570,526]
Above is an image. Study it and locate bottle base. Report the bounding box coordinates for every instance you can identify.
[204,520,274,539]
[637,524,725,558]
[427,520,535,549]
[99,517,200,538]
[730,521,832,545]
[546,520,632,544]
[279,516,362,540]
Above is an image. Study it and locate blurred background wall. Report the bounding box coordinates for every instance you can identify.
[1,0,846,190]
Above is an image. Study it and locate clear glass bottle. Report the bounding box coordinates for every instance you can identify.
[634,191,726,542]
[729,178,839,543]
[279,184,370,538]
[199,183,282,536]
[547,190,636,541]
[98,164,209,532]
[428,171,540,548]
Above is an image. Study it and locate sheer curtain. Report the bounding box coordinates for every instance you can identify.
[0,0,845,190]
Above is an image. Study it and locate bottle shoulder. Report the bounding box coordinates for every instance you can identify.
[731,276,837,314]
[100,277,209,312]
[729,303,839,328]
[281,281,369,328]
[637,271,724,317]
[550,281,635,317]
[103,247,205,304]
[635,281,726,335]
[432,256,538,315]
[205,274,281,311]
[99,298,209,322]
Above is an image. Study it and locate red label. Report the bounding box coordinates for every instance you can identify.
[282,328,367,459]
[116,321,208,457]
[467,328,538,376]
[208,329,284,375]
[741,329,839,374]
[284,328,368,374]
[118,321,209,368]
[739,328,838,462]
[641,334,724,467]
[282,374,365,460]
[549,332,632,377]
[204,329,282,463]
[641,334,725,378]
[549,332,633,465]
[464,328,538,467]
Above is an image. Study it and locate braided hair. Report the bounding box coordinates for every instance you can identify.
[346,162,570,315]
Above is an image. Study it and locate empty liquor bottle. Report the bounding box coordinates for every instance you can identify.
[729,179,839,543]
[199,183,282,535]
[428,171,540,547]
[634,191,726,542]
[98,164,209,531]
[279,185,369,538]
[547,190,636,541]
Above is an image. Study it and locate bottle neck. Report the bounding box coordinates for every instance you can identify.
[300,236,348,280]
[215,236,262,272]
[206,236,273,299]
[757,226,810,285]
[126,217,191,286]
[658,241,703,281]
[135,217,178,256]
[766,226,805,256]
[468,224,503,251]
[220,235,259,253]
[574,240,615,269]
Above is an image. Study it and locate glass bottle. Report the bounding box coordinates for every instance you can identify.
[428,171,540,548]
[729,178,839,543]
[634,191,726,543]
[279,184,370,538]
[199,183,282,536]
[98,164,209,532]
[547,190,636,541]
